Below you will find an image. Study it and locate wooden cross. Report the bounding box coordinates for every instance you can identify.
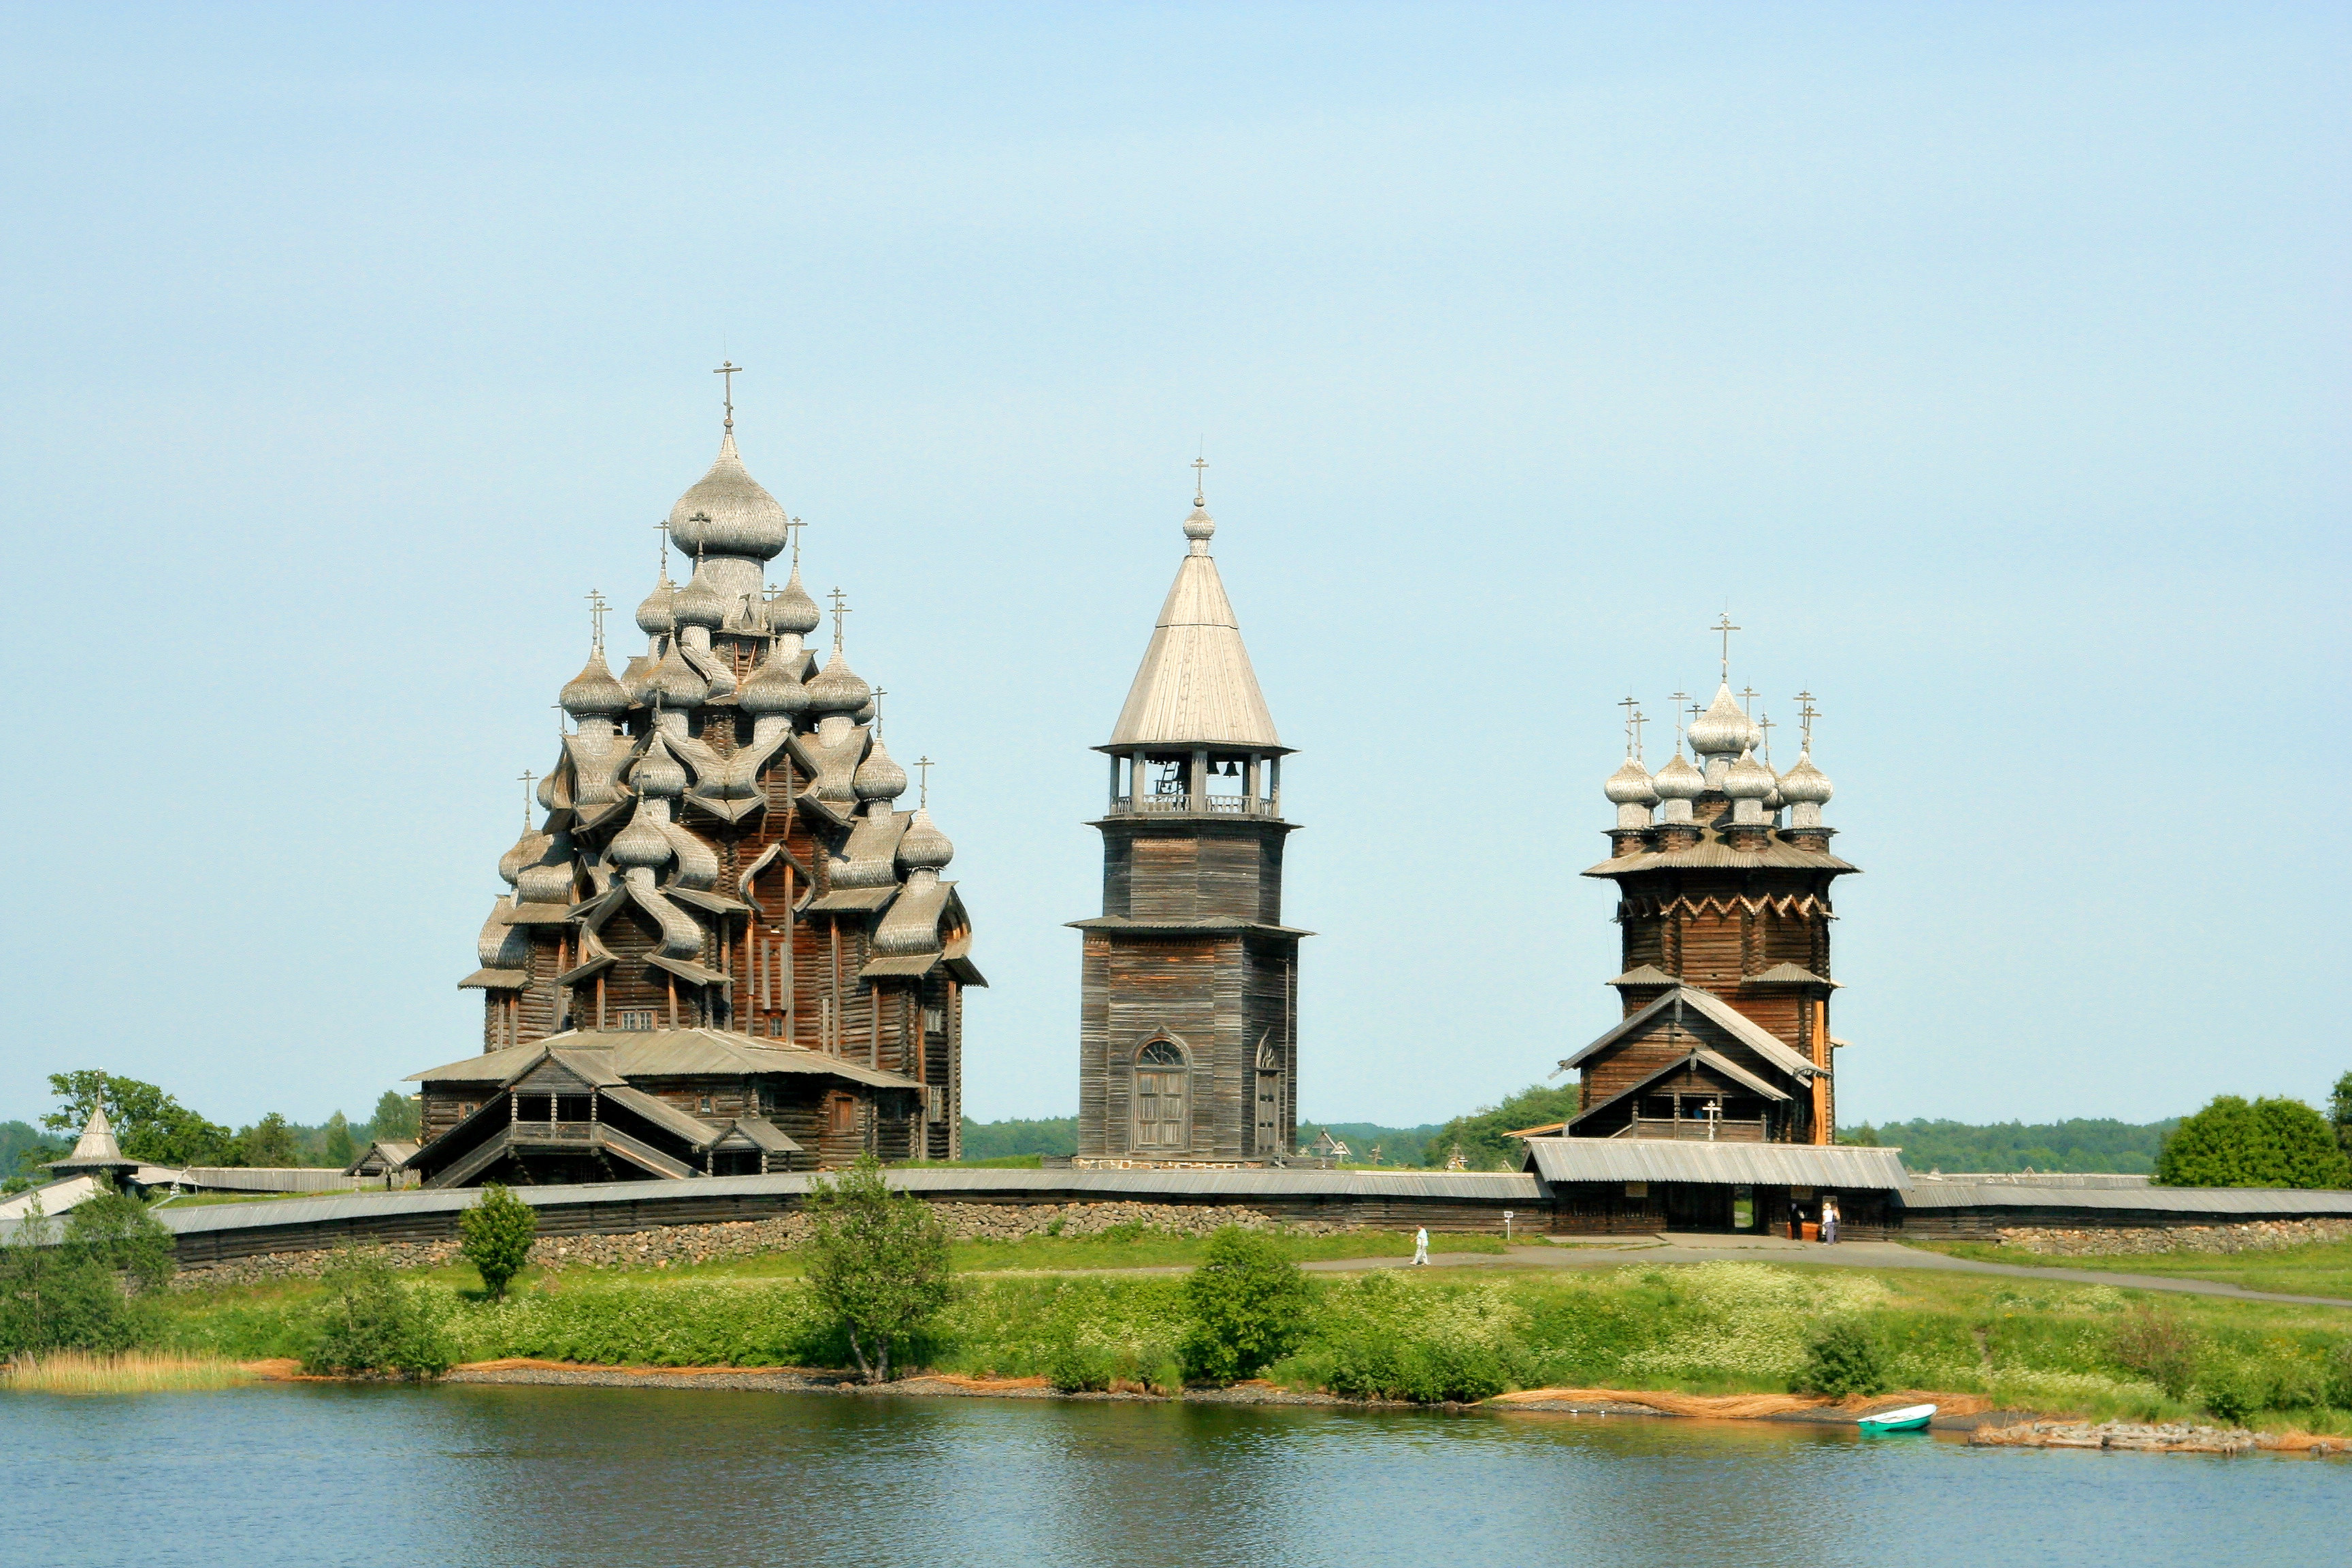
[518,770,537,827]
[870,686,887,736]
[1191,450,1209,501]
[653,518,670,574]
[1757,711,1776,765]
[1616,695,1642,758]
[1795,691,1820,749]
[1669,691,1690,751]
[713,360,742,428]
[1712,612,1740,681]
[915,755,934,809]
[1631,705,1648,760]
[1740,684,1760,715]
[585,589,609,651]
[785,516,805,570]
[827,587,850,649]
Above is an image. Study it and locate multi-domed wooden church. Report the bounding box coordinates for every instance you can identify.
[405,382,980,1186]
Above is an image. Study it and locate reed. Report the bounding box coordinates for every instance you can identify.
[2,1350,254,1394]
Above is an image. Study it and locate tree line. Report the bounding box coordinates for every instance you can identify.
[3,1071,422,1191]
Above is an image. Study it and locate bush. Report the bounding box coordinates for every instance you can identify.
[2328,1338,2352,1411]
[0,1197,163,1356]
[2110,1307,2202,1401]
[2153,1096,2352,1190]
[304,1249,450,1377]
[2196,1356,2264,1426]
[1790,1321,1887,1397]
[1284,1273,1529,1402]
[63,1191,175,1294]
[459,1183,538,1301]
[1178,1226,1311,1384]
[804,1154,953,1382]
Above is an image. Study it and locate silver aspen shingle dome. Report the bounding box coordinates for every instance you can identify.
[1778,751,1834,805]
[608,799,674,869]
[560,650,630,717]
[497,827,547,888]
[1725,747,1776,800]
[804,650,871,715]
[1651,751,1706,800]
[736,647,811,715]
[630,734,689,798]
[635,574,678,635]
[898,807,953,871]
[1604,757,1660,806]
[668,432,790,560]
[1688,685,1763,757]
[769,568,821,637]
[638,641,708,708]
[853,737,908,802]
[672,564,727,629]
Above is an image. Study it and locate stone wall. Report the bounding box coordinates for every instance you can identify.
[1993,1217,2352,1256]
[170,1200,1355,1290]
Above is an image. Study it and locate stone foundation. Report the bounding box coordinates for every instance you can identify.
[169,1200,1356,1290]
[1993,1218,2352,1257]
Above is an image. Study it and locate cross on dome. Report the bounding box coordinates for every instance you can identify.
[827,587,851,651]
[915,755,934,809]
[713,359,742,430]
[517,769,536,827]
[1712,613,1740,682]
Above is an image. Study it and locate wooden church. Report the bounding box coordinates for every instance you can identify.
[1556,657,1854,1144]
[1071,473,1306,1166]
[404,377,981,1187]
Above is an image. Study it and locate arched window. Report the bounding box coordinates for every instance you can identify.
[1132,1039,1190,1152]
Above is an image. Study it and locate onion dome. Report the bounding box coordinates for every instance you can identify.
[668,432,790,560]
[635,572,678,636]
[497,826,546,888]
[769,568,821,637]
[630,734,689,798]
[636,641,708,708]
[1651,751,1705,800]
[897,808,954,872]
[1725,747,1775,800]
[560,649,630,717]
[516,834,576,905]
[1183,498,1216,546]
[1604,757,1660,806]
[736,647,811,717]
[672,564,727,630]
[1688,685,1763,758]
[608,800,674,870]
[804,649,871,716]
[853,736,908,802]
[1778,751,1834,805]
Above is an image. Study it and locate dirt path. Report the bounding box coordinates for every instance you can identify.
[1285,1234,2352,1308]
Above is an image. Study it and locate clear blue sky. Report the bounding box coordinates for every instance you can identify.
[2,3,2344,1132]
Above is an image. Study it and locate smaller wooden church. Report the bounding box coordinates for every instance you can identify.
[1558,672,1855,1145]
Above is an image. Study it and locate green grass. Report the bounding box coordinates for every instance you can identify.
[2,1350,256,1394]
[1912,1239,2352,1301]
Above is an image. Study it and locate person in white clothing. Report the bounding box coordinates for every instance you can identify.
[1820,1196,1840,1245]
[1411,1226,1429,1265]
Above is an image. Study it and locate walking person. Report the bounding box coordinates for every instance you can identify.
[1411,1226,1429,1266]
[1821,1196,1840,1245]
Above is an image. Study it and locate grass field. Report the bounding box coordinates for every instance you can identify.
[1914,1239,2352,1301]
[2,1350,254,1394]
[143,1232,2352,1427]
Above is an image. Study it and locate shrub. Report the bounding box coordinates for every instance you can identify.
[1285,1273,1529,1401]
[1790,1321,1887,1398]
[304,1249,450,1377]
[63,1191,175,1294]
[0,1198,159,1356]
[459,1183,538,1301]
[1179,1226,1311,1384]
[2110,1307,2202,1401]
[2153,1095,2352,1190]
[804,1154,953,1382]
[2328,1338,2352,1411]
[2196,1356,2264,1426]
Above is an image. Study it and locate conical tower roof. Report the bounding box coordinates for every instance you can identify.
[1106,493,1283,750]
[46,1103,137,1173]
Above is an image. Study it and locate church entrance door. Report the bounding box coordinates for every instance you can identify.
[1133,1041,1189,1151]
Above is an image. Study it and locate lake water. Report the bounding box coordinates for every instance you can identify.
[7,1385,2340,1568]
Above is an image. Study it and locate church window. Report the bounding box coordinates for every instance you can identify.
[619,1009,655,1032]
[698,1094,715,1115]
[830,1097,856,1134]
[768,1015,785,1037]
[1132,1040,1190,1151]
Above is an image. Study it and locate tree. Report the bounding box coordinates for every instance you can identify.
[63,1191,175,1294]
[1790,1320,1887,1397]
[234,1112,301,1169]
[367,1091,421,1143]
[802,1154,952,1382]
[1419,1083,1584,1171]
[0,1197,159,1356]
[323,1112,356,1169]
[457,1183,538,1301]
[2153,1096,2352,1190]
[41,1071,235,1168]
[1178,1226,1312,1384]
[2331,1071,2352,1156]
[305,1248,450,1377]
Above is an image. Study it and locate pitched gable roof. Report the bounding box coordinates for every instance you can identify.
[1558,985,1823,1083]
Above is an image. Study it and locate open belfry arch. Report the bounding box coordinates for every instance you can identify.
[1072,465,1308,1166]
[405,370,982,1186]
[1559,621,1855,1144]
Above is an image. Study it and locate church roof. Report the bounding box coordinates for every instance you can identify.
[1558,984,1824,1083]
[1585,835,1857,877]
[1106,495,1283,751]
[46,1106,137,1172]
[1567,1048,1792,1132]
[406,1028,922,1093]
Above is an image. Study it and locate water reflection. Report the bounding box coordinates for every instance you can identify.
[7,1385,2338,1568]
